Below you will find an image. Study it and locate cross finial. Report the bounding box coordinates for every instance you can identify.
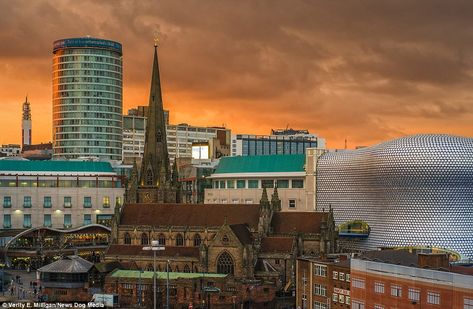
[153,29,159,47]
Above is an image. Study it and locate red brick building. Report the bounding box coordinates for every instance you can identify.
[350,250,473,309]
[295,255,351,309]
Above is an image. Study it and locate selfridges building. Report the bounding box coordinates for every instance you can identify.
[316,134,473,259]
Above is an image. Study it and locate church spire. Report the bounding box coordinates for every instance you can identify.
[135,43,178,203]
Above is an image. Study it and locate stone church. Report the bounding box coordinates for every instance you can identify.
[107,44,337,305]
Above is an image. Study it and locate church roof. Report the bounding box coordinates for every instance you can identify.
[229,224,253,245]
[211,154,305,176]
[106,244,200,258]
[271,212,329,234]
[121,203,261,229]
[260,237,295,253]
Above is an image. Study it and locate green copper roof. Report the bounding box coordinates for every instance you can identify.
[110,269,228,280]
[0,160,114,173]
[214,154,305,174]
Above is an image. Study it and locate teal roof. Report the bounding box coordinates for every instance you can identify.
[214,154,305,174]
[0,160,114,173]
[110,269,227,280]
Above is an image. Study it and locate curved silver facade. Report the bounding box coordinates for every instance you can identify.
[317,134,473,258]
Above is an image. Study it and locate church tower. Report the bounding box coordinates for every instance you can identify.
[136,43,178,203]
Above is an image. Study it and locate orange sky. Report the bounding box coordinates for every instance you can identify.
[0,0,472,149]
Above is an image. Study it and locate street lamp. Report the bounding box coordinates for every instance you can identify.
[143,240,165,309]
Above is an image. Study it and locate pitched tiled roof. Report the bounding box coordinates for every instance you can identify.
[0,160,114,173]
[110,269,227,279]
[38,255,93,273]
[271,212,328,234]
[213,154,305,174]
[260,237,294,253]
[229,224,253,245]
[106,245,200,258]
[121,203,261,229]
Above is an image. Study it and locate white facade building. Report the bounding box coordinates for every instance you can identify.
[122,110,230,164]
[0,145,21,157]
[0,160,124,230]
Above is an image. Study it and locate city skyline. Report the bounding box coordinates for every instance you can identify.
[1,1,473,149]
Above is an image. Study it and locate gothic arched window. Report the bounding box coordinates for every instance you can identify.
[141,233,149,245]
[176,234,184,246]
[124,232,131,245]
[146,169,153,186]
[217,251,234,275]
[193,234,201,247]
[158,234,166,246]
[147,263,153,271]
[183,264,190,273]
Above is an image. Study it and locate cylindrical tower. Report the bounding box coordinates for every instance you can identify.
[52,37,123,161]
[22,96,32,148]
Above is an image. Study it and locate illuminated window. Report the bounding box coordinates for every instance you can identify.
[102,196,110,208]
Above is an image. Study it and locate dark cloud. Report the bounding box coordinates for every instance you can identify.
[0,0,472,147]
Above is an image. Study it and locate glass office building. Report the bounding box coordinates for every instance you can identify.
[316,134,473,258]
[52,37,123,161]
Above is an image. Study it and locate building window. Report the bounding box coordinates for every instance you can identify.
[3,196,11,208]
[332,293,338,302]
[339,272,345,281]
[245,199,253,204]
[352,278,365,289]
[64,214,72,228]
[333,271,338,279]
[464,298,473,309]
[227,180,235,189]
[222,234,230,244]
[276,179,289,188]
[193,234,201,247]
[213,181,219,189]
[23,196,32,208]
[291,179,304,188]
[236,180,245,188]
[219,181,225,189]
[427,292,440,305]
[346,273,350,282]
[124,232,131,244]
[374,305,384,309]
[83,197,92,208]
[338,294,345,303]
[103,196,110,208]
[23,214,32,228]
[216,251,234,275]
[374,282,384,294]
[176,233,184,246]
[261,179,274,188]
[409,288,420,302]
[314,283,326,296]
[3,214,11,228]
[352,300,365,309]
[248,180,258,188]
[391,285,402,297]
[314,265,327,277]
[84,214,92,225]
[313,301,327,309]
[158,233,166,246]
[43,196,52,208]
[345,296,350,305]
[44,214,52,227]
[288,199,296,208]
[141,233,149,245]
[64,196,72,208]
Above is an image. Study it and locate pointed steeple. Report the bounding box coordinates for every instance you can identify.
[271,186,281,211]
[136,43,178,203]
[260,187,270,209]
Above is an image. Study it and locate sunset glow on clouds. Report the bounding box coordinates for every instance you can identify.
[0,0,472,149]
